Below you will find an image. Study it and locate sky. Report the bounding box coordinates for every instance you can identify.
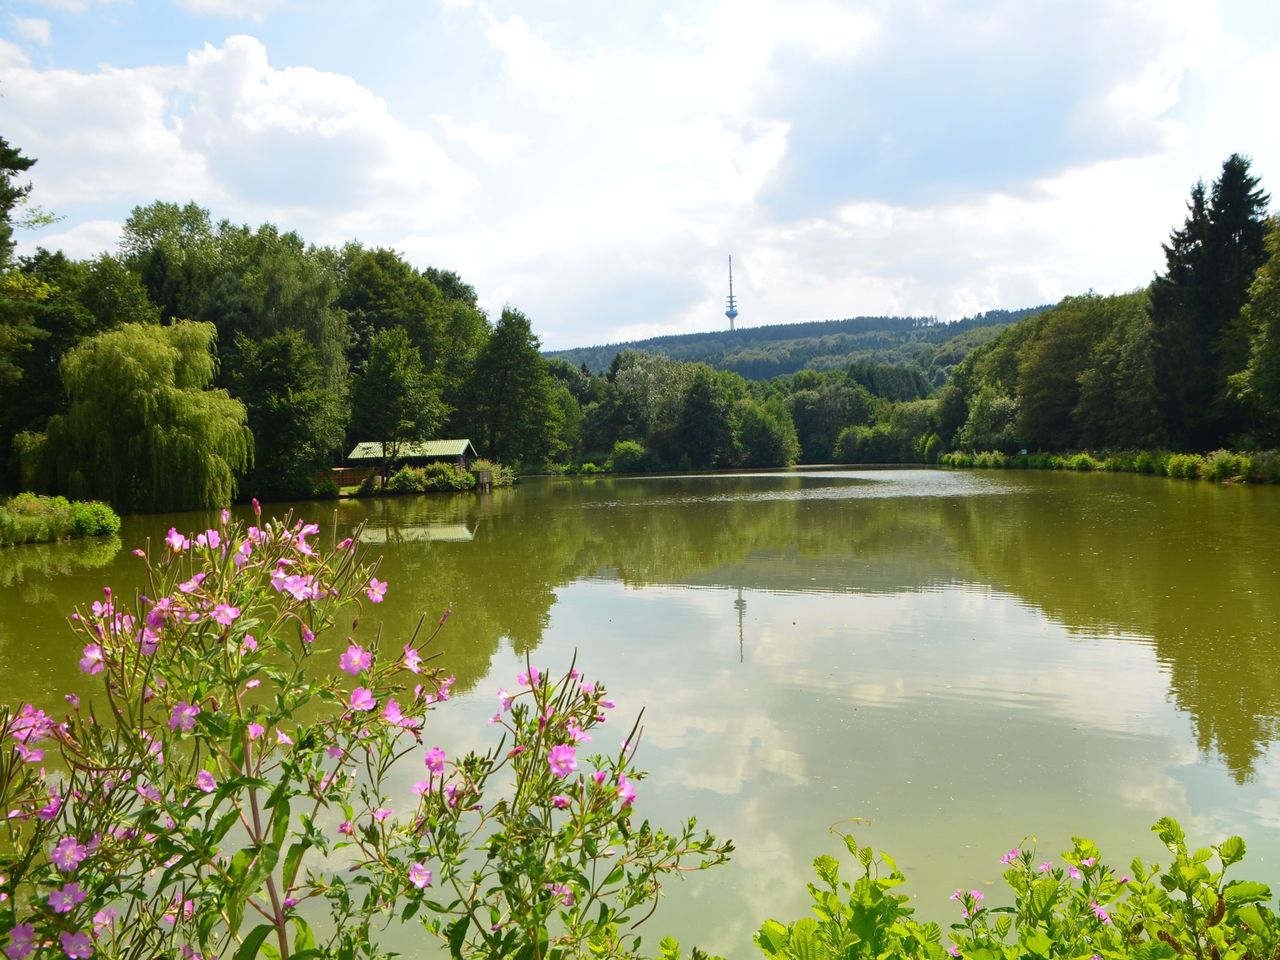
[2,1,1279,350]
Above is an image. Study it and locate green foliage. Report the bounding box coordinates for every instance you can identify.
[386,462,477,493]
[39,321,251,513]
[0,493,119,545]
[468,308,559,467]
[0,136,37,269]
[606,440,647,473]
[833,424,897,464]
[1230,218,1280,441]
[469,458,517,486]
[351,327,446,481]
[755,836,945,960]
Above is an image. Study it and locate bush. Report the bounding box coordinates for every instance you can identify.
[1245,450,1280,482]
[0,493,120,546]
[420,461,476,491]
[0,516,731,959]
[1066,452,1099,471]
[312,476,341,499]
[759,819,1278,960]
[355,471,380,496]
[469,458,517,486]
[1203,448,1247,481]
[1166,452,1205,479]
[606,439,647,473]
[387,465,423,492]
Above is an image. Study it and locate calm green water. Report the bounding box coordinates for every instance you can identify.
[3,468,1280,956]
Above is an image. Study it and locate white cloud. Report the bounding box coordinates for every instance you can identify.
[10,16,52,45]
[29,218,123,259]
[174,0,286,22]
[431,113,524,163]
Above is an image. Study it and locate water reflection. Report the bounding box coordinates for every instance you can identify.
[3,470,1279,956]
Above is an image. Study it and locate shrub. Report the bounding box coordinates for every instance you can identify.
[606,439,647,473]
[1203,448,1247,482]
[355,471,380,496]
[1066,452,1098,471]
[1133,450,1155,473]
[1245,449,1280,482]
[420,461,476,491]
[469,458,517,486]
[69,500,121,537]
[0,493,119,546]
[0,514,731,959]
[1166,452,1205,479]
[387,465,424,492]
[312,476,341,499]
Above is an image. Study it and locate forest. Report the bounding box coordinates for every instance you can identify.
[2,138,1279,514]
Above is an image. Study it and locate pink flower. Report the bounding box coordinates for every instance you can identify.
[245,679,260,689]
[1000,847,1020,865]
[93,909,117,930]
[79,644,104,675]
[552,794,571,809]
[366,578,387,603]
[517,667,542,687]
[372,808,393,822]
[7,923,35,959]
[339,644,371,676]
[409,862,433,889]
[60,931,93,959]
[165,528,190,552]
[546,883,575,906]
[350,688,375,711]
[196,771,216,793]
[1081,856,1097,867]
[616,774,637,808]
[178,573,206,594]
[383,699,416,729]
[338,820,354,836]
[1119,875,1131,884]
[48,881,87,913]
[566,722,591,743]
[424,747,446,774]
[413,780,433,796]
[403,645,422,673]
[592,770,608,786]
[548,744,577,778]
[1091,900,1112,924]
[1038,862,1052,873]
[1069,866,1082,880]
[497,688,514,711]
[169,702,200,732]
[276,730,293,746]
[247,722,265,740]
[242,634,258,652]
[211,603,239,626]
[51,837,89,872]
[37,794,64,820]
[16,744,43,763]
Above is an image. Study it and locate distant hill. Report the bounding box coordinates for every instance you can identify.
[544,307,1049,383]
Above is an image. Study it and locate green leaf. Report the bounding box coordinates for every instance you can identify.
[291,917,318,953]
[813,855,840,891]
[1218,836,1246,867]
[282,841,308,891]
[1223,880,1271,904]
[271,798,291,851]
[448,916,470,959]
[233,924,274,960]
[1023,929,1052,957]
[1028,878,1059,920]
[994,915,1012,939]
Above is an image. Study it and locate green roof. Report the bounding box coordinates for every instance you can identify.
[347,440,477,460]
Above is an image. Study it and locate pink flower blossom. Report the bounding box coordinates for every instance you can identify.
[245,679,260,689]
[592,770,608,786]
[498,688,514,711]
[1069,866,1082,881]
[37,794,64,820]
[567,722,591,743]
[301,626,314,644]
[48,881,87,913]
[413,780,433,796]
[169,702,200,732]
[372,808,393,822]
[1081,856,1097,867]
[350,688,375,711]
[15,744,42,763]
[366,578,387,603]
[60,931,93,959]
[93,909,117,930]
[79,644,104,675]
[1038,862,1052,873]
[424,747,446,774]
[552,794,571,809]
[242,634,258,652]
[548,744,577,778]
[340,644,371,675]
[51,837,89,872]
[1091,900,1112,924]
[247,722,265,740]
[403,645,422,673]
[7,923,36,959]
[196,771,216,793]
[165,528,190,552]
[383,698,415,729]
[338,820,354,836]
[178,573,206,594]
[1000,847,1020,865]
[517,667,542,687]
[211,603,239,626]
[409,863,433,889]
[276,730,293,746]
[616,774,636,808]
[546,883,575,906]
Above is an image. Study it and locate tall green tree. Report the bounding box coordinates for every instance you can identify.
[1151,156,1270,447]
[231,330,349,499]
[0,137,37,269]
[468,308,558,466]
[676,366,738,468]
[120,201,219,323]
[38,321,251,512]
[350,327,444,483]
[1230,218,1280,442]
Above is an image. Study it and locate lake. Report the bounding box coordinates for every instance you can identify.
[2,467,1279,956]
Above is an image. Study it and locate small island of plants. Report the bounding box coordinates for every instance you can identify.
[0,493,121,547]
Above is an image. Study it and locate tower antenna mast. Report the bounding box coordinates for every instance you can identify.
[725,256,739,331]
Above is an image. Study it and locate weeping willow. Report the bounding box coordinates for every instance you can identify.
[43,321,251,513]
